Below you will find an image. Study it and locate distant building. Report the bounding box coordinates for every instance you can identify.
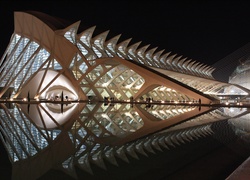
[224,55,250,103]
[1,11,250,179]
[229,57,250,89]
[212,42,250,83]
[0,11,249,103]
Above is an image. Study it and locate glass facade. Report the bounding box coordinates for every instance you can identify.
[1,11,250,179]
[0,11,249,104]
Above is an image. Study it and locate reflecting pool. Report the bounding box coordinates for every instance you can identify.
[0,102,250,180]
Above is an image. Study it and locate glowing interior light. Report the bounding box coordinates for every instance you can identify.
[152,111,157,114]
[101,114,108,118]
[102,82,108,87]
[159,87,165,91]
[124,112,130,116]
[19,70,78,101]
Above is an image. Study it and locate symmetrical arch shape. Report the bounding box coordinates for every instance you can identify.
[0,11,249,103]
[0,101,242,179]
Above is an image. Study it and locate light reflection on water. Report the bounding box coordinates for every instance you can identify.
[0,102,250,179]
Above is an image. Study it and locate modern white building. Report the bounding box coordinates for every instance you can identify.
[1,11,250,179]
[222,54,250,103]
[0,11,249,105]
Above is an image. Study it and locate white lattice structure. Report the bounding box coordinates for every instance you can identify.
[226,59,250,94]
[0,11,249,104]
[0,102,233,179]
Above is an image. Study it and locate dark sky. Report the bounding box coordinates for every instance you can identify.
[0,1,250,65]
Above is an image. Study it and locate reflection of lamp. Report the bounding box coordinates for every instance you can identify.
[45,102,74,112]
[18,103,81,129]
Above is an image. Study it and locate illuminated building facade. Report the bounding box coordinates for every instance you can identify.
[225,56,250,94]
[218,52,250,103]
[0,11,249,104]
[0,102,240,179]
[1,11,250,179]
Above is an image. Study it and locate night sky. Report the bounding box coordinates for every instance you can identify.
[1,1,250,178]
[0,1,250,66]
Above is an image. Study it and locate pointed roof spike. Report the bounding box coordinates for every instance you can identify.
[56,20,81,35]
[56,21,81,44]
[144,47,158,66]
[207,67,216,74]
[196,64,207,77]
[196,63,204,72]
[116,38,132,54]
[199,64,208,72]
[79,26,96,47]
[153,49,165,67]
[160,51,171,58]
[172,55,182,65]
[103,148,119,166]
[125,144,139,160]
[202,65,210,72]
[211,67,216,73]
[193,61,201,67]
[190,61,199,72]
[78,154,93,174]
[159,51,171,66]
[200,65,211,78]
[90,151,107,170]
[144,139,156,154]
[191,61,201,74]
[92,30,110,49]
[115,146,130,163]
[177,57,187,69]
[186,60,196,73]
[135,141,148,157]
[171,55,183,71]
[127,41,142,56]
[202,66,213,78]
[145,47,158,59]
[78,26,96,37]
[182,59,192,69]
[105,34,122,50]
[153,49,165,60]
[166,54,177,66]
[136,44,151,58]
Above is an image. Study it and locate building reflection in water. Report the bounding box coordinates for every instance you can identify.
[0,102,250,179]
